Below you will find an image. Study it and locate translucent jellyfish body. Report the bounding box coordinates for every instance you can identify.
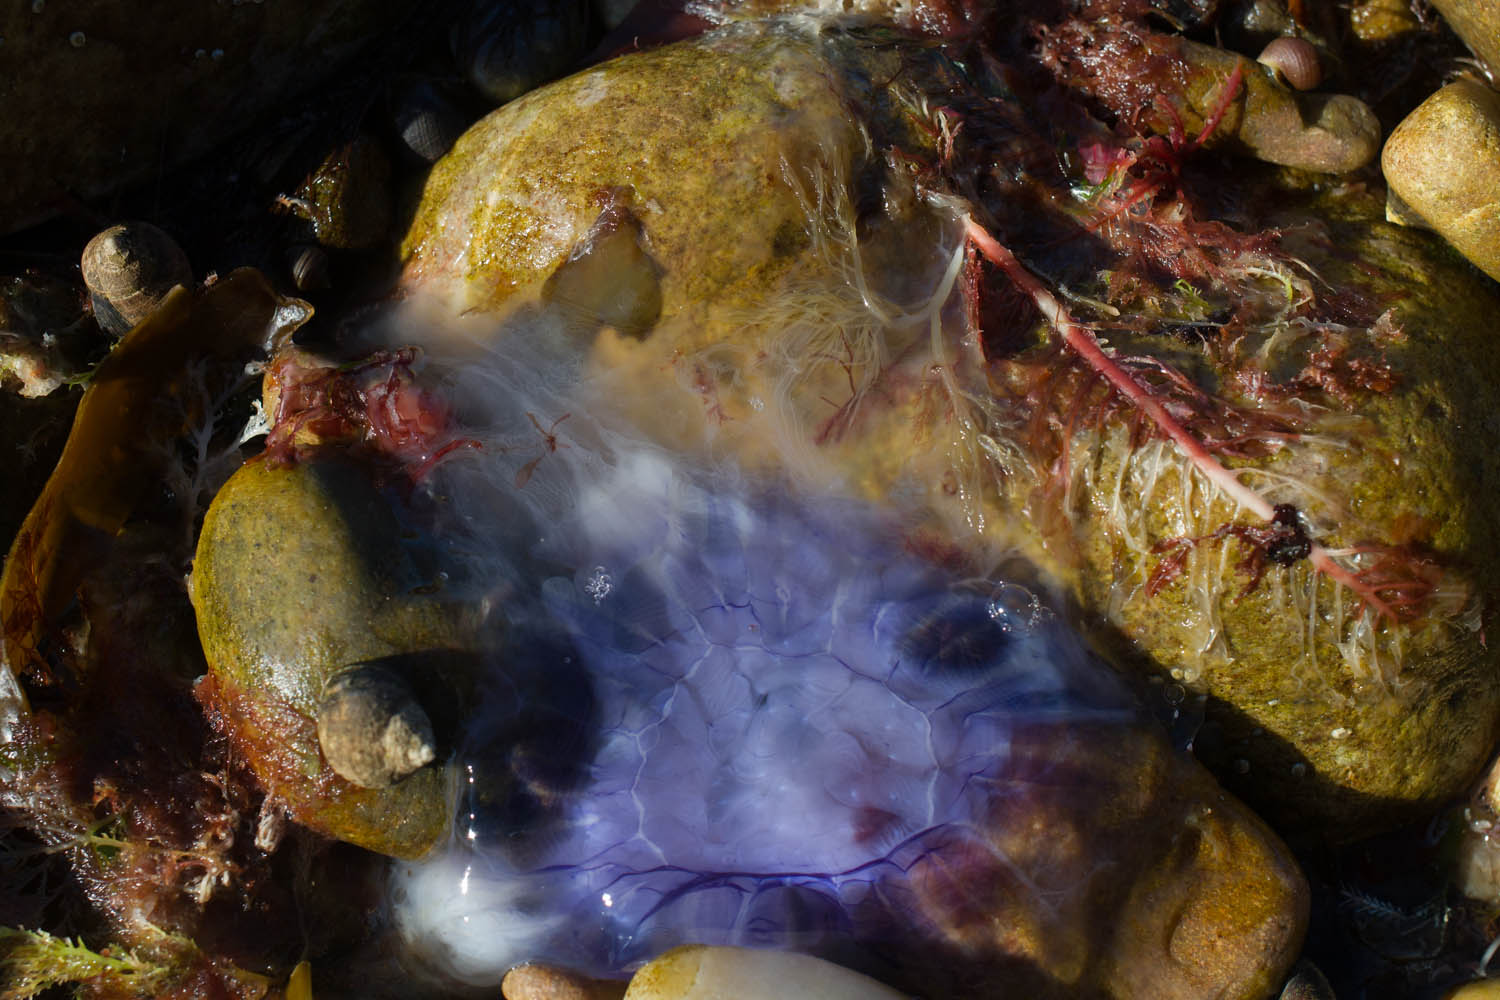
[391,455,1303,997]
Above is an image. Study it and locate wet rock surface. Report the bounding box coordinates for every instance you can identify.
[1383,78,1500,282]
[504,963,629,1000]
[621,946,908,999]
[403,23,860,326]
[190,457,480,858]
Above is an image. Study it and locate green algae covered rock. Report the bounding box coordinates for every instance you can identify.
[1110,183,1500,837]
[190,457,480,858]
[402,21,862,326]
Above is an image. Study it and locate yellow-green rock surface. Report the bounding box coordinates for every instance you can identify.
[190,457,478,858]
[1382,77,1500,282]
[402,22,861,325]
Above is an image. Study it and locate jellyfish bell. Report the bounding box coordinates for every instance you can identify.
[388,422,1305,999]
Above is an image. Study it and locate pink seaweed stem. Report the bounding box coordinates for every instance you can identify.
[961,216,1402,623]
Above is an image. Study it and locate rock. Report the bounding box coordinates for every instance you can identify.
[621,947,908,1000]
[1071,183,1500,838]
[402,23,862,327]
[1348,0,1420,43]
[1428,0,1500,76]
[0,1,424,234]
[277,135,392,251]
[504,964,627,1000]
[911,721,1308,1000]
[189,457,482,858]
[1381,78,1500,282]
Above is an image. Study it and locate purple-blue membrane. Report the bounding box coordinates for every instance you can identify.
[393,471,1141,986]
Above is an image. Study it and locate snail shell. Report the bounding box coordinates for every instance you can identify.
[80,221,192,337]
[1258,36,1322,91]
[317,664,437,788]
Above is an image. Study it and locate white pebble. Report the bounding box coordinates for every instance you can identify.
[623,946,910,1000]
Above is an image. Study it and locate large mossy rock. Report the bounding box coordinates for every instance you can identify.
[400,21,1500,840]
[1078,186,1500,837]
[190,457,479,859]
[402,21,866,326]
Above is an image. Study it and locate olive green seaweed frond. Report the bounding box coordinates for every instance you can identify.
[0,927,172,999]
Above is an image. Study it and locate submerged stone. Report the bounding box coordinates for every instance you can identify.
[622,946,907,1000]
[1382,78,1500,282]
[190,457,481,858]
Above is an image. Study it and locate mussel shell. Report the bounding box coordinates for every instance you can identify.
[392,80,469,162]
[453,0,591,106]
[287,244,331,292]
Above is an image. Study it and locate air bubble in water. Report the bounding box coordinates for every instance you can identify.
[584,566,612,604]
[986,583,1047,633]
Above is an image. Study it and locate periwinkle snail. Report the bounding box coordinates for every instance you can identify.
[317,664,437,789]
[1257,35,1322,90]
[80,221,192,337]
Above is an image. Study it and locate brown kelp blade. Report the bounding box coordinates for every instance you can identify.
[0,269,310,698]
